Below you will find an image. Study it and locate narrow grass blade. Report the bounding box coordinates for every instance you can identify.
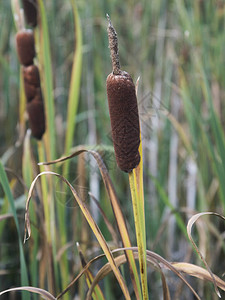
[63,0,82,165]
[24,171,131,300]
[89,192,119,245]
[37,141,57,295]
[129,139,148,300]
[0,286,56,300]
[22,130,38,295]
[39,147,142,299]
[77,242,106,300]
[37,0,56,161]
[0,161,29,296]
[60,2,82,294]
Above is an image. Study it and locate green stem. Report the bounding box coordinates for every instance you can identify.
[128,140,148,299]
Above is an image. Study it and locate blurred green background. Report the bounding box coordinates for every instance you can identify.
[0,0,225,299]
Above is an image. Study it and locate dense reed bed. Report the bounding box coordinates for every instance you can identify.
[0,0,225,299]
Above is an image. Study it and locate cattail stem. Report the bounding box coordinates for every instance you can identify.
[107,14,121,75]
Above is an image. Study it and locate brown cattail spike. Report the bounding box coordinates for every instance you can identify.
[106,16,140,172]
[26,99,45,140]
[23,65,40,86]
[22,0,37,27]
[16,30,35,66]
[23,65,41,101]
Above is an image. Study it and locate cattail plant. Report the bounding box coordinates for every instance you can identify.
[15,27,45,139]
[26,99,45,139]
[107,15,148,299]
[22,0,37,27]
[16,29,35,66]
[23,65,41,101]
[106,15,140,173]
[14,4,45,141]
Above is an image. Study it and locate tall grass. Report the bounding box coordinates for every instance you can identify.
[0,0,225,299]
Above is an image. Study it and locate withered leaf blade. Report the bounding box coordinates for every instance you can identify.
[187,212,225,298]
[0,286,56,300]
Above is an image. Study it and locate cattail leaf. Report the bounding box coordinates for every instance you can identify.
[57,245,205,300]
[24,171,131,299]
[22,129,39,290]
[63,0,82,176]
[77,243,106,300]
[38,146,142,299]
[86,252,171,300]
[89,192,119,245]
[59,3,83,291]
[0,161,29,296]
[128,136,149,300]
[87,248,199,300]
[0,286,56,300]
[187,212,225,298]
[37,0,56,160]
[56,251,107,299]
[172,262,225,292]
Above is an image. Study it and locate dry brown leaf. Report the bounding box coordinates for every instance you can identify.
[172,262,225,291]
[0,286,56,299]
[187,212,225,298]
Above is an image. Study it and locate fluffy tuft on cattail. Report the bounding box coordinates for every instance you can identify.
[22,0,38,27]
[106,15,140,172]
[16,30,35,66]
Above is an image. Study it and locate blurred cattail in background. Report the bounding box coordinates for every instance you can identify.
[23,65,41,101]
[22,0,37,27]
[106,15,140,172]
[15,6,45,140]
[26,99,45,140]
[16,30,35,66]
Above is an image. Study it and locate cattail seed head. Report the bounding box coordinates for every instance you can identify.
[16,30,35,66]
[26,99,45,140]
[32,88,43,103]
[23,65,41,101]
[23,65,40,86]
[24,80,37,101]
[106,15,140,172]
[22,0,37,27]
[107,72,140,172]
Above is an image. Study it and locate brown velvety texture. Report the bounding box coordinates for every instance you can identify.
[24,81,37,101]
[26,100,45,140]
[23,65,41,101]
[16,30,35,66]
[106,71,140,172]
[23,65,40,86]
[22,0,37,27]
